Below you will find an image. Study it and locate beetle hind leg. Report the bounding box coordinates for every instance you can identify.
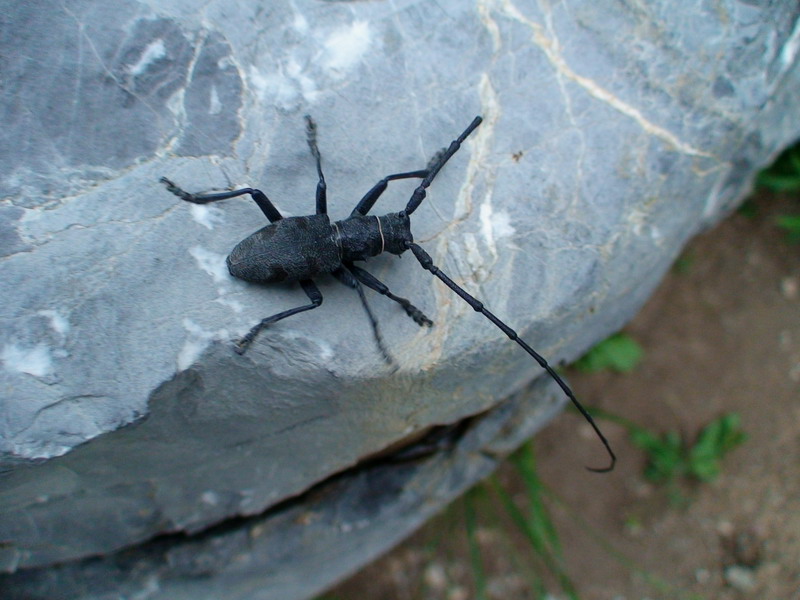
[235,280,323,354]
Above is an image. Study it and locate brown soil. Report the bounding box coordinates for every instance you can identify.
[327,191,800,600]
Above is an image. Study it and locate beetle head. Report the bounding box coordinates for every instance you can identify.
[380,212,413,255]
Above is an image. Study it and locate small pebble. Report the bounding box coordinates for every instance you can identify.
[423,563,447,591]
[695,567,711,584]
[724,565,756,591]
[781,276,798,300]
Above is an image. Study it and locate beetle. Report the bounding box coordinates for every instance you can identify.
[161,116,615,472]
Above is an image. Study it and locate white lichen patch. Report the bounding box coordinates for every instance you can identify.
[457,203,515,284]
[280,329,334,361]
[649,224,664,244]
[189,204,225,230]
[37,309,70,337]
[321,21,372,79]
[292,11,309,35]
[166,87,186,121]
[187,245,243,322]
[177,340,207,371]
[189,245,229,283]
[247,65,270,98]
[200,490,220,506]
[780,17,800,69]
[177,318,230,371]
[209,84,222,115]
[246,18,371,109]
[1,343,53,378]
[216,296,243,313]
[248,62,318,110]
[128,38,166,77]
[479,201,514,253]
[462,232,488,282]
[628,206,665,245]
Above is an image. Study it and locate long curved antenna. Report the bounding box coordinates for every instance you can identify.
[406,241,616,472]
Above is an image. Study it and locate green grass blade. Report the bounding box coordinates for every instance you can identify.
[757,141,800,191]
[543,485,707,600]
[687,413,747,481]
[510,444,562,556]
[574,333,644,373]
[489,470,580,599]
[464,490,489,600]
[775,215,800,242]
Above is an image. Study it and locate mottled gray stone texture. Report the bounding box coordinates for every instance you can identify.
[1,0,799,597]
[2,379,565,600]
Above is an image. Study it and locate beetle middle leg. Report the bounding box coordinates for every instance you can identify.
[235,279,323,354]
[332,268,395,367]
[346,263,433,327]
[160,177,283,223]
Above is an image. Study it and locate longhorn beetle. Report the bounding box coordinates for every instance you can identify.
[161,116,615,472]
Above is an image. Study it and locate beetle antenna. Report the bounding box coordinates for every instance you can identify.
[405,241,616,472]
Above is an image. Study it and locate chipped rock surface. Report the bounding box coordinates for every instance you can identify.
[1,0,799,597]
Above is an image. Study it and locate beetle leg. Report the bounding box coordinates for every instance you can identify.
[234,279,323,354]
[346,263,433,327]
[350,170,430,217]
[332,268,396,368]
[304,115,328,215]
[403,116,482,216]
[160,177,283,223]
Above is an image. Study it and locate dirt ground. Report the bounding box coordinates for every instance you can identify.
[326,189,800,600]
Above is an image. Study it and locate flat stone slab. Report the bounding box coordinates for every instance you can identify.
[1,379,564,600]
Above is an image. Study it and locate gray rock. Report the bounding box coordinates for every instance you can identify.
[1,0,798,597]
[0,378,565,600]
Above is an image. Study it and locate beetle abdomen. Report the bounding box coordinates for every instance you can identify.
[227,215,340,282]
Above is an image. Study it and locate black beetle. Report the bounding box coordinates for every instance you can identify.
[162,116,615,472]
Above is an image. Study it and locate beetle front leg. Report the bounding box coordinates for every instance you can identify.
[403,116,482,216]
[235,279,323,354]
[350,170,430,217]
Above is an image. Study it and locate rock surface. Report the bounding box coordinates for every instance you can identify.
[1,0,798,597]
[2,379,566,600]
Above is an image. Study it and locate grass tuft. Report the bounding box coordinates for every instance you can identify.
[573,333,644,374]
